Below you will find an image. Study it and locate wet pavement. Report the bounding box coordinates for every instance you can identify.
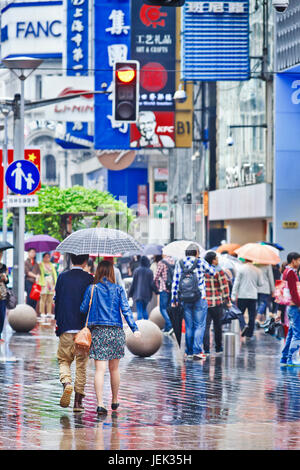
[0,318,299,451]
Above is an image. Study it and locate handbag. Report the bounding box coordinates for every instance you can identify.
[74,284,95,357]
[274,278,300,305]
[6,288,17,310]
[221,303,242,324]
[29,283,42,301]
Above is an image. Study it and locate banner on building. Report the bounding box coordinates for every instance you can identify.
[64,0,93,149]
[94,0,131,149]
[181,0,250,81]
[94,0,177,150]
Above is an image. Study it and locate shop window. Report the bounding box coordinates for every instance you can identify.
[45,154,56,180]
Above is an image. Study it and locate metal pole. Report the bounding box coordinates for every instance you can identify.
[18,79,25,304]
[2,113,8,266]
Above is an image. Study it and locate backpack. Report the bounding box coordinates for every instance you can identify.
[161,259,175,291]
[178,259,200,303]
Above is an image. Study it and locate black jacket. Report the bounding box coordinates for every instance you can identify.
[54,268,93,337]
[128,256,158,303]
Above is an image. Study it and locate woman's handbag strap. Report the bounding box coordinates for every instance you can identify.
[85,284,95,327]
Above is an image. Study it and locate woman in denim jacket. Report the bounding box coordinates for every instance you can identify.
[80,260,140,415]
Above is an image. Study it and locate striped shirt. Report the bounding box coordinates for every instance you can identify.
[171,256,216,302]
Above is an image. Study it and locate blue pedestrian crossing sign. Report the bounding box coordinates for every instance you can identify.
[5,160,40,195]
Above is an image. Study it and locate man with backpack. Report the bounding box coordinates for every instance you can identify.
[171,243,216,360]
[154,255,175,335]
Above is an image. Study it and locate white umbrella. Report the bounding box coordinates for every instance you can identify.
[162,240,205,259]
[56,228,143,256]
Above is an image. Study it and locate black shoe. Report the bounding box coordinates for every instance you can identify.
[111,402,119,411]
[97,406,107,415]
[241,326,249,337]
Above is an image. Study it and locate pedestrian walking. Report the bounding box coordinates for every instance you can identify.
[24,248,40,310]
[80,261,140,415]
[55,253,93,412]
[154,254,175,335]
[231,259,263,339]
[0,251,9,342]
[171,243,216,360]
[279,252,300,367]
[38,252,57,320]
[256,263,275,326]
[103,256,126,292]
[128,256,159,320]
[203,251,232,355]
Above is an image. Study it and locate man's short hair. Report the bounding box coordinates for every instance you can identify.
[185,243,199,257]
[287,252,300,264]
[204,251,217,265]
[70,253,89,266]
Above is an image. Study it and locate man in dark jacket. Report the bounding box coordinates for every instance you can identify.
[128,256,158,320]
[55,253,93,412]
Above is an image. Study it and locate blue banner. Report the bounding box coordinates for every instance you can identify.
[66,0,89,76]
[94,0,131,149]
[182,0,250,81]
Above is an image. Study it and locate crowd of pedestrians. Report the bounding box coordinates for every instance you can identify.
[5,240,299,414]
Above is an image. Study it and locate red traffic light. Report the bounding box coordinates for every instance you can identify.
[116,66,136,84]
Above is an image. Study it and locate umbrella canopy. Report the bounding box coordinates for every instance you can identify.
[163,240,204,259]
[0,241,13,251]
[142,244,163,256]
[217,253,241,271]
[167,304,184,346]
[56,228,143,256]
[216,243,241,255]
[24,235,60,253]
[234,243,280,265]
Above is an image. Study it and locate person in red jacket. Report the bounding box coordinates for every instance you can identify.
[279,252,300,366]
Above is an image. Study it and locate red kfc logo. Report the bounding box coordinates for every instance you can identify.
[140,5,167,29]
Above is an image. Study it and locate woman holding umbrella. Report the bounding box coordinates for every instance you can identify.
[80,261,140,415]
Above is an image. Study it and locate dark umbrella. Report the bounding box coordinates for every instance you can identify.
[260,241,284,251]
[25,235,60,253]
[167,304,184,346]
[142,244,163,256]
[0,241,13,251]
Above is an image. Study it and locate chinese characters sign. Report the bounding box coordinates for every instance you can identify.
[66,0,89,76]
[94,0,177,150]
[94,0,131,149]
[182,0,250,81]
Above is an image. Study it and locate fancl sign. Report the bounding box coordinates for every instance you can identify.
[1,1,63,59]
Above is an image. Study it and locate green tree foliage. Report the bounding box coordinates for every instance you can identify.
[25,185,135,240]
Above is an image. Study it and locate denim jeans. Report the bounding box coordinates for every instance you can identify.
[182,297,208,356]
[280,305,300,364]
[159,291,172,331]
[0,300,6,338]
[136,300,148,320]
[257,293,271,316]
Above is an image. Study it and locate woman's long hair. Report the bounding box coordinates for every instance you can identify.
[94,261,116,284]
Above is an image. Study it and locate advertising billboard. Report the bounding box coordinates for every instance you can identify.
[274,65,300,254]
[181,0,250,81]
[0,1,63,59]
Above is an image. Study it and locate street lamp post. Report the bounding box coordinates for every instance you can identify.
[2,57,43,304]
[1,106,10,266]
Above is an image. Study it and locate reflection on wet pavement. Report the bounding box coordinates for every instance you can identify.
[0,319,299,450]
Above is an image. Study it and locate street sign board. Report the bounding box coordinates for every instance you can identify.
[7,195,39,207]
[5,160,40,195]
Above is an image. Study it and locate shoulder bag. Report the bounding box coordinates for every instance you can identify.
[74,284,95,357]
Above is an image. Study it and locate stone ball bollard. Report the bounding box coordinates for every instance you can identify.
[149,306,165,330]
[125,319,163,357]
[8,304,37,333]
